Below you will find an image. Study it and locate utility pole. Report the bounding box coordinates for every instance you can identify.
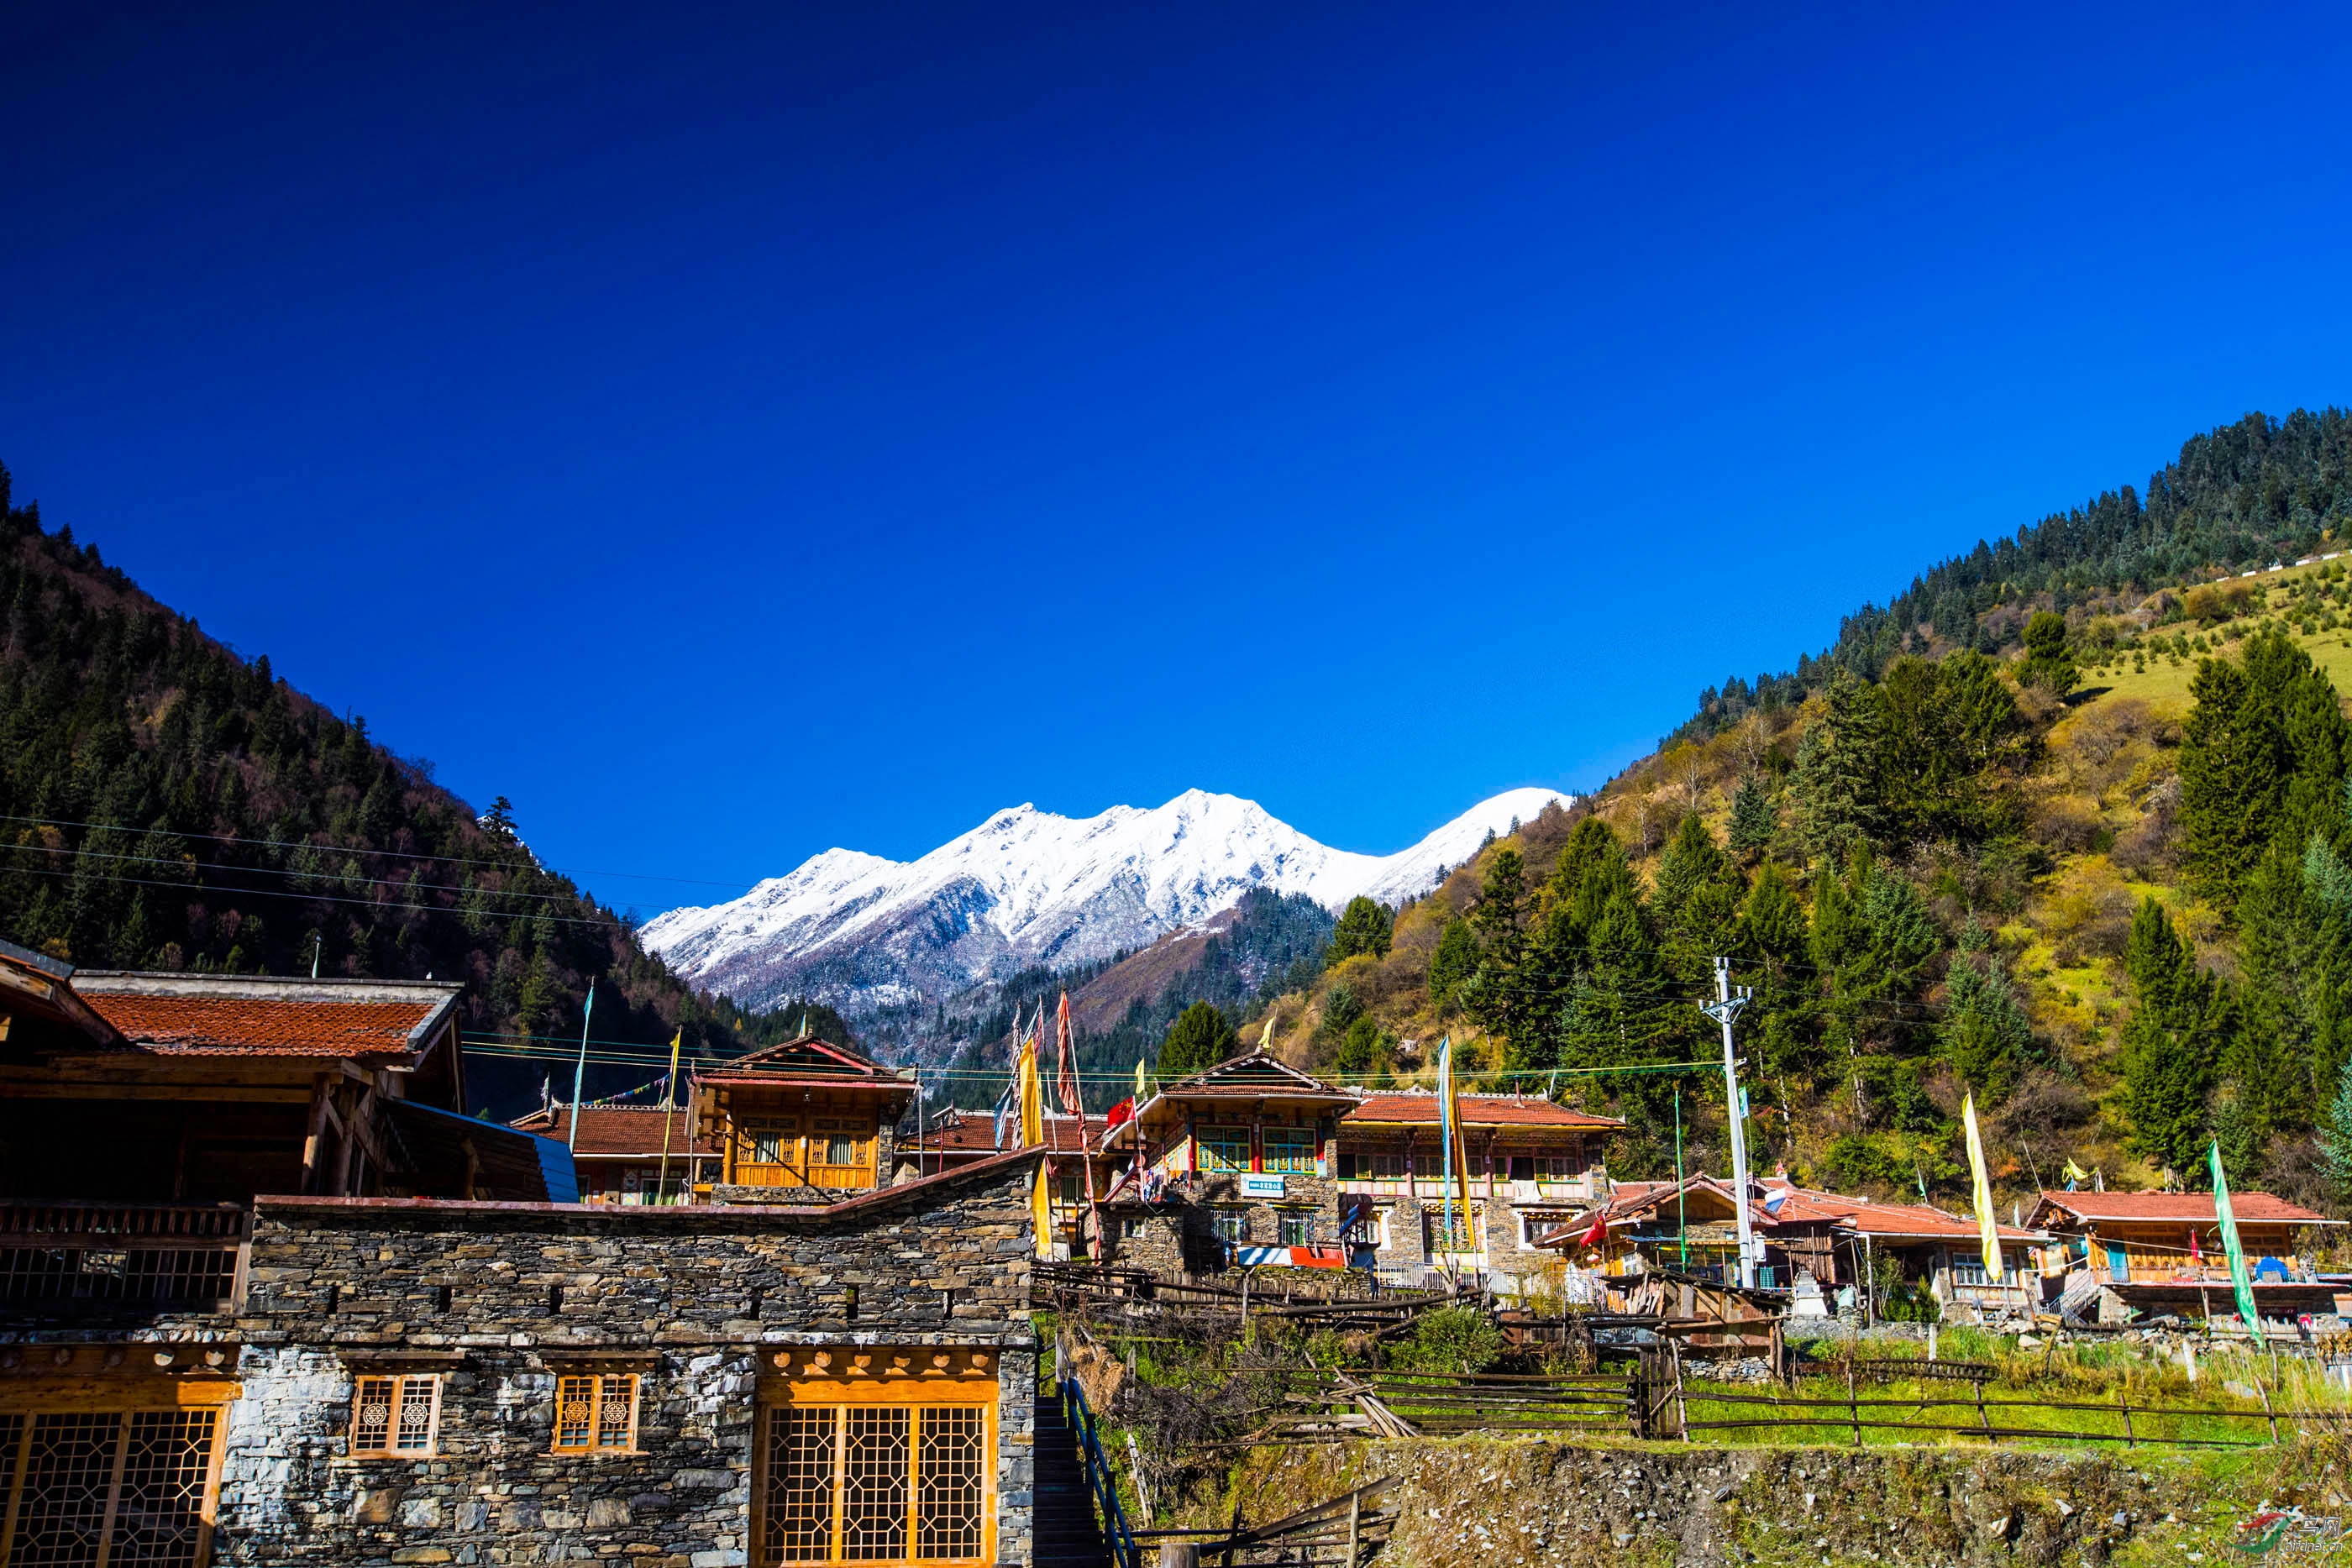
[1701,957,1756,1288]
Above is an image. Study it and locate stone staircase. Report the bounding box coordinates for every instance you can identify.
[1032,1388,1116,1568]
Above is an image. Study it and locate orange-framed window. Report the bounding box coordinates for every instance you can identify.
[0,1405,224,1567]
[759,1402,990,1565]
[552,1374,639,1454]
[350,1375,440,1457]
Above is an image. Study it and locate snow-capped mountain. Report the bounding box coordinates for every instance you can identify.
[641,786,1570,1016]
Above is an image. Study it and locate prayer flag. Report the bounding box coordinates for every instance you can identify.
[1032,1159,1055,1258]
[1017,1033,1045,1148]
[1963,1093,2003,1283]
[1054,991,1081,1117]
[2210,1141,2263,1341]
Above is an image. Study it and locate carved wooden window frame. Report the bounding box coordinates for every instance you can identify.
[349,1373,441,1458]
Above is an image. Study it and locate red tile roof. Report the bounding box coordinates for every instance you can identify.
[2032,1191,2337,1226]
[904,1110,1105,1156]
[71,974,459,1058]
[509,1104,717,1156]
[1344,1093,1623,1130]
[702,1035,901,1079]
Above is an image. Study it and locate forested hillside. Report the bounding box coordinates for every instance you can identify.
[1241,408,2352,1216]
[0,464,808,1113]
[937,888,1334,1109]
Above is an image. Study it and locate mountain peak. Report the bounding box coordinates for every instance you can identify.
[642,785,1572,1019]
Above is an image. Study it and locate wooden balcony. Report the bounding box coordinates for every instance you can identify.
[728,1162,873,1192]
[0,1200,249,1314]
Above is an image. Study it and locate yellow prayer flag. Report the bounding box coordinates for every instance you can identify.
[1032,1159,1054,1258]
[1963,1093,2003,1283]
[1016,1040,1044,1147]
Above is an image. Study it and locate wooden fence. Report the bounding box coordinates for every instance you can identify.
[1131,1478,1398,1568]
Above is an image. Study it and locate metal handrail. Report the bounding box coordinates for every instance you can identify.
[1059,1370,1140,1568]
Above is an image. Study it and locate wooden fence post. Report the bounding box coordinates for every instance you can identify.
[2118,1392,2134,1448]
[1846,1361,1861,1448]
[2256,1381,2280,1445]
[1346,1492,1360,1568]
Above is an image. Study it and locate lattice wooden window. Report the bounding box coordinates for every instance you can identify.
[810,1120,869,1169]
[551,1374,638,1453]
[0,1406,222,1567]
[349,1375,440,1457]
[759,1403,990,1565]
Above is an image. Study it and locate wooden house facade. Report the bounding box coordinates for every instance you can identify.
[1094,1052,1355,1273]
[2027,1189,2346,1327]
[694,1033,917,1201]
[1332,1093,1621,1290]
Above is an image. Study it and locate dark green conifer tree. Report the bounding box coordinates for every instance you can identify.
[1325,895,1394,965]
[2118,897,2218,1176]
[1155,1000,1237,1078]
[1725,773,1777,862]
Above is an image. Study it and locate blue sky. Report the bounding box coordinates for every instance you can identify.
[7,2,2352,918]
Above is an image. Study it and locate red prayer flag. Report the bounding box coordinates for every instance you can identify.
[1054,990,1081,1117]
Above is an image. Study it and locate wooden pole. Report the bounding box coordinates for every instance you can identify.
[1346,1492,1359,1568]
[1846,1361,1861,1447]
[2118,1392,2134,1447]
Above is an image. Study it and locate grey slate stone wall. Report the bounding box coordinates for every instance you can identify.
[1,1152,1043,1568]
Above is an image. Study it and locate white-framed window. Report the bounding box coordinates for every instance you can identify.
[1210,1210,1248,1244]
[1277,1210,1315,1246]
[351,1373,441,1457]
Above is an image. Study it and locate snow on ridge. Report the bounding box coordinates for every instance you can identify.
[639,785,1573,1010]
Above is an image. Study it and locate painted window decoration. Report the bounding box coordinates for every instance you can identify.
[0,1407,222,1568]
[1261,1130,1314,1175]
[1423,1206,1482,1254]
[351,1374,440,1457]
[761,1403,989,1564]
[1195,1131,1251,1173]
[1277,1210,1315,1247]
[1210,1209,1248,1244]
[553,1373,639,1453]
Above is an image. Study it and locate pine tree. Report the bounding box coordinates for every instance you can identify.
[2322,1055,2352,1196]
[1792,670,1888,862]
[1155,1000,1238,1078]
[1427,916,1478,1011]
[1725,773,1777,861]
[2118,897,2216,1173]
[1937,952,2034,1102]
[1325,895,1394,965]
[2016,611,2077,694]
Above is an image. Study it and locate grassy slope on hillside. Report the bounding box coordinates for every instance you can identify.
[1242,478,2352,1224]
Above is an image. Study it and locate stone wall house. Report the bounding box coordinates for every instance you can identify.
[1332,1093,1621,1292]
[1093,1052,1354,1275]
[0,1144,1046,1568]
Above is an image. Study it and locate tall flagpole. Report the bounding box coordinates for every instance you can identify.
[655,1027,682,1203]
[567,981,597,1154]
